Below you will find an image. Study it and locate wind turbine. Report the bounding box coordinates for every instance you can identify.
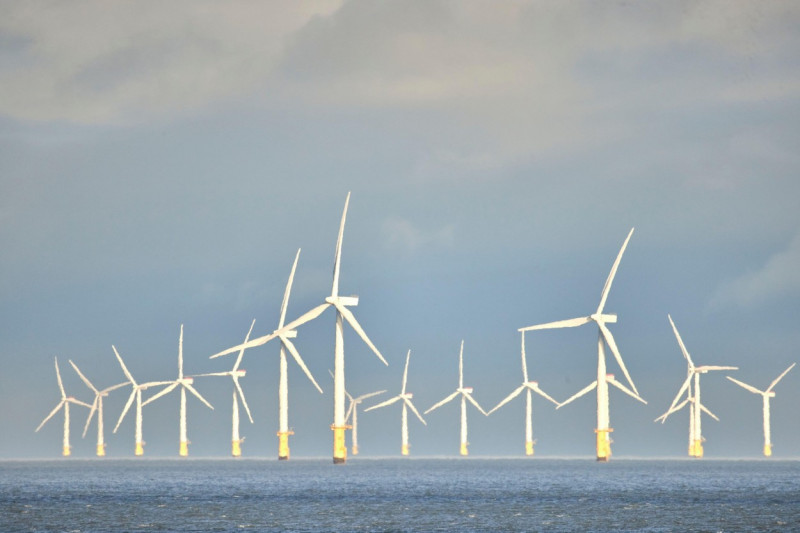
[68,359,127,457]
[36,357,92,456]
[425,341,487,456]
[519,228,645,462]
[210,249,323,460]
[112,346,174,456]
[366,350,426,456]
[142,325,214,457]
[655,314,737,458]
[330,369,385,456]
[726,363,795,457]
[195,320,256,457]
[488,332,558,456]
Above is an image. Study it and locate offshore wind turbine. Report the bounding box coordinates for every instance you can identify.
[655,315,737,458]
[36,357,92,456]
[519,228,645,461]
[366,350,426,456]
[142,325,214,457]
[196,320,256,457]
[112,346,173,456]
[332,370,385,456]
[68,359,127,457]
[488,332,558,456]
[210,249,323,460]
[425,341,487,456]
[726,363,795,457]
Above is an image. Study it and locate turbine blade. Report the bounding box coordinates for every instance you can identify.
[336,303,387,365]
[520,332,529,383]
[695,365,738,372]
[606,376,647,404]
[487,385,525,415]
[178,324,184,380]
[54,358,66,399]
[519,316,592,332]
[36,401,64,432]
[345,399,356,423]
[557,381,597,409]
[282,336,323,393]
[234,379,254,424]
[82,397,98,438]
[726,376,762,395]
[194,371,231,378]
[464,392,487,416]
[69,360,98,394]
[101,382,129,394]
[69,398,93,408]
[114,391,136,432]
[233,319,256,372]
[664,375,692,415]
[279,249,301,328]
[668,314,694,368]
[184,383,214,410]
[530,384,560,406]
[698,402,719,421]
[112,346,137,386]
[355,390,386,402]
[401,350,411,394]
[459,340,464,389]
[405,398,427,425]
[597,227,634,314]
[655,397,690,423]
[142,383,178,406]
[768,362,796,392]
[281,303,332,334]
[598,322,639,396]
[425,390,460,414]
[331,192,351,298]
[364,396,401,411]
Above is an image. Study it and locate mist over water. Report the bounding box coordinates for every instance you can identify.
[2,458,797,532]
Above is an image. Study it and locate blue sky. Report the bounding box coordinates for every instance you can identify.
[1,0,799,459]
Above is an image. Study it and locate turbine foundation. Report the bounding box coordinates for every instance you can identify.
[460,442,468,456]
[277,431,293,460]
[231,439,242,457]
[179,440,189,457]
[135,442,144,456]
[595,428,612,461]
[332,425,349,464]
[764,444,772,457]
[62,446,71,457]
[690,439,703,458]
[96,444,106,457]
[525,440,534,456]
[352,444,359,455]
[401,443,409,456]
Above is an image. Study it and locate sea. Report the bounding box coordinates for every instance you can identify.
[1,457,798,532]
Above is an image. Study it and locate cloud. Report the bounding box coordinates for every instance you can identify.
[711,230,800,308]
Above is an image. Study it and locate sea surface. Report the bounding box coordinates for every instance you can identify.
[1,458,798,532]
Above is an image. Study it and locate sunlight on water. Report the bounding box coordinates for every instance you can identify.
[1,458,798,531]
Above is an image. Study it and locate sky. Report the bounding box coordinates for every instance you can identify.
[1,0,799,460]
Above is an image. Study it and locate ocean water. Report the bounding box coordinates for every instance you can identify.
[1,458,798,532]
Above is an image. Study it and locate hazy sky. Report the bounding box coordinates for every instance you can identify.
[2,1,799,459]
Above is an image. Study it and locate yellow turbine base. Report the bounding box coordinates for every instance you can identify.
[460,442,468,456]
[277,431,293,460]
[525,441,534,456]
[96,444,106,457]
[352,444,359,456]
[332,425,349,464]
[135,442,144,456]
[179,440,189,457]
[764,444,772,457]
[232,440,242,457]
[402,443,409,456]
[62,446,71,457]
[595,428,612,462]
[690,439,703,458]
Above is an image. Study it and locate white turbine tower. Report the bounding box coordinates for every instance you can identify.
[726,363,795,457]
[655,314,737,458]
[343,383,385,456]
[143,325,214,456]
[36,357,92,456]
[425,341,487,456]
[68,360,127,457]
[112,345,174,456]
[366,350,426,456]
[488,332,558,456]
[196,320,256,457]
[210,249,323,460]
[519,228,645,462]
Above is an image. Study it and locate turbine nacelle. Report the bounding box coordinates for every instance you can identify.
[326,295,359,307]
[526,381,539,386]
[402,392,413,399]
[767,391,776,398]
[234,369,246,378]
[458,387,473,394]
[281,330,298,339]
[180,377,194,385]
[590,313,617,324]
